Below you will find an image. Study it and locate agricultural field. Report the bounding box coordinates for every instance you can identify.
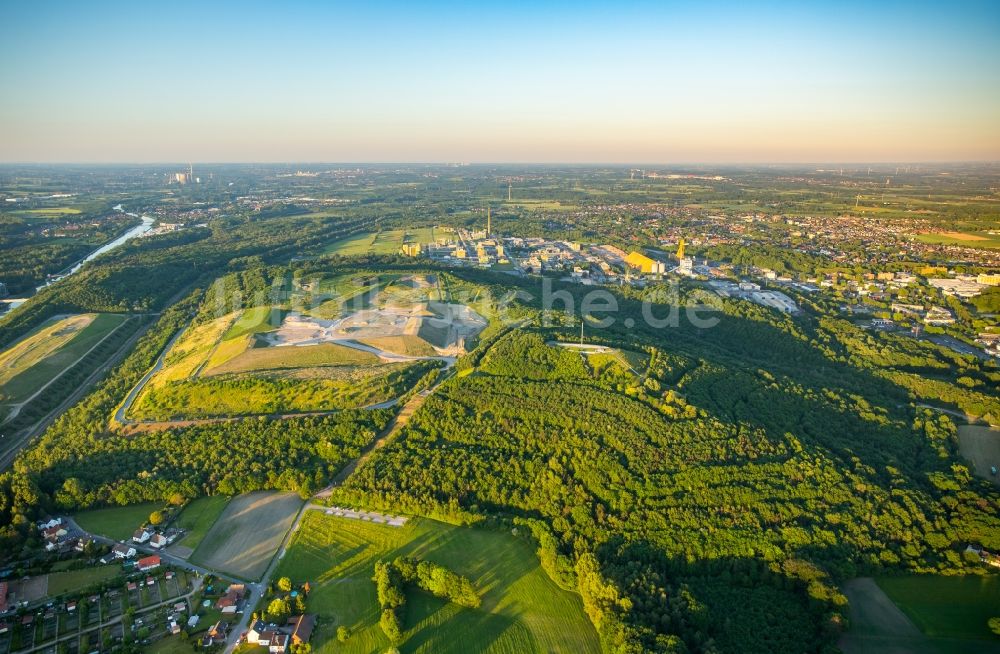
[0,313,126,407]
[324,227,438,256]
[190,491,302,580]
[876,575,1000,644]
[840,576,1000,654]
[503,199,579,211]
[274,511,600,654]
[172,495,231,553]
[957,424,1000,485]
[915,231,1000,249]
[73,502,160,540]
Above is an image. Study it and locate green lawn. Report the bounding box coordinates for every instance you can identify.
[876,574,1000,641]
[74,502,160,540]
[223,306,284,341]
[274,511,600,654]
[46,566,121,597]
[173,496,230,551]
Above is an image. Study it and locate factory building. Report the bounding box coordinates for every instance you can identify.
[624,251,666,275]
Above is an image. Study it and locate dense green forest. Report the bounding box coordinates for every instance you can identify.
[329,276,1000,654]
[0,164,995,654]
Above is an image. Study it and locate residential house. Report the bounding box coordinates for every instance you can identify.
[42,525,67,541]
[202,621,229,647]
[216,584,246,614]
[112,543,136,559]
[265,632,289,654]
[132,528,154,544]
[287,614,316,646]
[136,555,160,572]
[149,534,168,549]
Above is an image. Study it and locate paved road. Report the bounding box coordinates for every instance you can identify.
[113,326,188,423]
[64,517,243,586]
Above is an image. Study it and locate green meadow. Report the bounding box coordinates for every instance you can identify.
[876,574,1000,642]
[173,495,230,551]
[73,502,160,540]
[324,228,437,256]
[274,511,600,654]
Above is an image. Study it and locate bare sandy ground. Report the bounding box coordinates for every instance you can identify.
[190,491,302,580]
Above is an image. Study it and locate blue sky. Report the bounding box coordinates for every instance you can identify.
[1,1,998,162]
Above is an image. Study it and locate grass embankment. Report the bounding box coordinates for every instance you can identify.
[0,313,125,404]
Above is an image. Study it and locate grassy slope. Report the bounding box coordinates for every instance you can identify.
[355,335,438,357]
[275,511,600,654]
[0,313,125,404]
[147,312,240,386]
[205,342,379,376]
[224,306,283,340]
[173,496,230,551]
[876,575,1000,641]
[74,502,160,540]
[132,360,423,420]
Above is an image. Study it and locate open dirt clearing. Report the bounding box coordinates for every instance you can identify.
[189,491,302,580]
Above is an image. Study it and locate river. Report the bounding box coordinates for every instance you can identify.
[1,205,154,313]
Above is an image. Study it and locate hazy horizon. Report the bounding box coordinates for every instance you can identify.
[2,0,998,163]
